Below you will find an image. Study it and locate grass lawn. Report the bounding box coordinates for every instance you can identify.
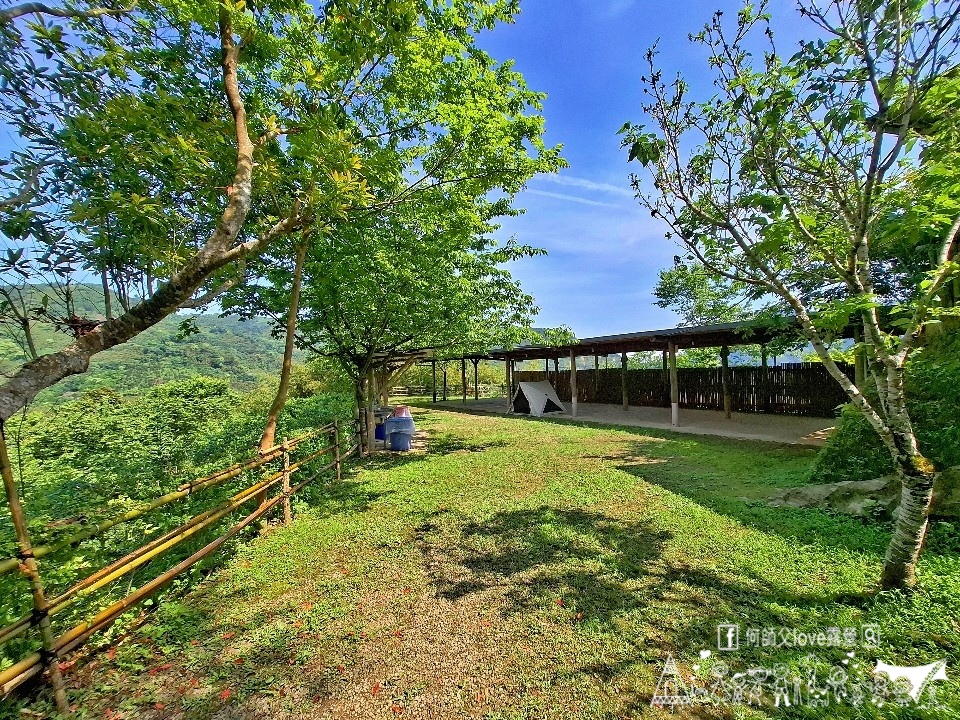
[27,407,960,719]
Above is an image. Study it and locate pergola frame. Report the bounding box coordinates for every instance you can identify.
[486,321,791,424]
[395,320,857,426]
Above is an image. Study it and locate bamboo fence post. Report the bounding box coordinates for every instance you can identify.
[0,425,70,715]
[333,425,342,482]
[281,439,292,526]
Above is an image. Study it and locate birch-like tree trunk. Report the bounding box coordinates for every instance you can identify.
[622,0,960,589]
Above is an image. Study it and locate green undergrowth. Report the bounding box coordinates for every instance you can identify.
[0,379,354,679]
[812,332,960,484]
[5,408,958,719]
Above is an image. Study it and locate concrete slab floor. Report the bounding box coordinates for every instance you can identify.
[426,398,836,446]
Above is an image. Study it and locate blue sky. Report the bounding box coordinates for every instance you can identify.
[477,0,804,338]
[0,0,811,339]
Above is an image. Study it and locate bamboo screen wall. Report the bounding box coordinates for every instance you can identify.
[513,363,854,418]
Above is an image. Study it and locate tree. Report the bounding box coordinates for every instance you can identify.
[0,1,313,420]
[234,202,552,450]
[621,0,960,588]
[2,1,544,421]
[654,257,754,327]
[218,4,564,446]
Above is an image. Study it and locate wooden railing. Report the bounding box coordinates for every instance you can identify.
[0,422,358,704]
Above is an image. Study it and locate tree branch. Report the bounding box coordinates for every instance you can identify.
[0,1,135,23]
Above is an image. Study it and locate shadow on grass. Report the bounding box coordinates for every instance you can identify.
[299,468,393,519]
[417,506,670,622]
[413,505,882,716]
[608,439,893,559]
[348,430,508,474]
[427,434,508,454]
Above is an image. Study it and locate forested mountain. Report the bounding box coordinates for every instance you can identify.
[1,285,291,404]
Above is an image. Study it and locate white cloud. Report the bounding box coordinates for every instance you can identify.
[537,174,635,198]
[525,189,623,208]
[583,0,637,19]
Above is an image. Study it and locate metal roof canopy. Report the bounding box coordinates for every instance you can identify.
[380,319,856,364]
[487,321,803,361]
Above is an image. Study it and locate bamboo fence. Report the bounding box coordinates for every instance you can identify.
[515,363,855,418]
[0,421,359,710]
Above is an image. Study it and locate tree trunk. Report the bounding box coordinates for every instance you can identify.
[20,318,38,361]
[882,450,937,589]
[258,243,307,453]
[0,9,300,423]
[366,367,375,454]
[101,267,113,320]
[354,377,365,454]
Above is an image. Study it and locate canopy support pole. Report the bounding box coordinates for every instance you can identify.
[669,343,679,426]
[760,344,771,413]
[431,360,437,404]
[594,355,599,400]
[720,344,732,419]
[621,352,629,411]
[472,358,480,400]
[366,366,376,453]
[569,349,578,418]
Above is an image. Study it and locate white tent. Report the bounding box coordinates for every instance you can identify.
[512,381,566,417]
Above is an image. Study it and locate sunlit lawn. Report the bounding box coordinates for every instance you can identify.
[29,406,960,719]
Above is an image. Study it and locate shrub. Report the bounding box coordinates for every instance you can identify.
[811,332,960,483]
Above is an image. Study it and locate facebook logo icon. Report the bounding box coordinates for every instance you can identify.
[718,624,739,651]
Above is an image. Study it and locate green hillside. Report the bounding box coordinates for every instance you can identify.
[0,286,292,404]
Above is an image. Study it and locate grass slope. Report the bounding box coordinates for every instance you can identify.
[22,408,959,719]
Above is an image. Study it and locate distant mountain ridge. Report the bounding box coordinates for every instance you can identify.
[1,285,291,404]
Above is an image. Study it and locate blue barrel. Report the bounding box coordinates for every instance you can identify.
[385,417,416,451]
[375,422,386,441]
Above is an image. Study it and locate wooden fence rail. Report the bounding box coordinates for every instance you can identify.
[514,363,854,418]
[0,422,358,707]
